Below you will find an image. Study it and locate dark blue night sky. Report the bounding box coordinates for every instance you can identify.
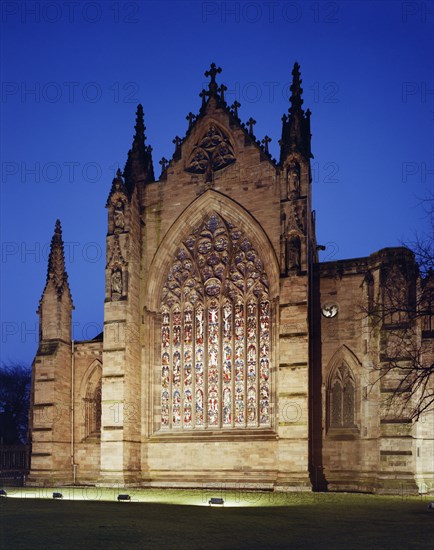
[1,0,433,363]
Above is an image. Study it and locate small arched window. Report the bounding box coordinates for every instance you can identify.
[85,377,102,439]
[328,363,356,430]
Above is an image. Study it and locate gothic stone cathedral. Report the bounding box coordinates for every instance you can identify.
[29,64,434,494]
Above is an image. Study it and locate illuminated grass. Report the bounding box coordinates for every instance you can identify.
[1,490,433,549]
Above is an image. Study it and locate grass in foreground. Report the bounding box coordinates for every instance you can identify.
[0,490,433,549]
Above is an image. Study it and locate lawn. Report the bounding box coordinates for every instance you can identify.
[0,488,433,549]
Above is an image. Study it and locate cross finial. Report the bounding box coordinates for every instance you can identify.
[186,112,196,129]
[247,117,256,136]
[159,157,169,172]
[173,136,182,149]
[199,89,207,108]
[205,62,222,95]
[205,62,222,83]
[261,135,272,153]
[218,83,227,102]
[231,100,241,117]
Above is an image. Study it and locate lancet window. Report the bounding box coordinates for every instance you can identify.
[85,378,102,438]
[329,363,356,429]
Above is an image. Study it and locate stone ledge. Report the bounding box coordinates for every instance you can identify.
[380,450,412,456]
[279,362,307,368]
[149,429,278,442]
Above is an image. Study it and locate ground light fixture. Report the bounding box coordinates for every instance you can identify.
[208,497,224,507]
[0,489,7,498]
[52,492,63,499]
[117,494,131,502]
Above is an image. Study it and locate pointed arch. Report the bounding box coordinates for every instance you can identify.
[151,193,275,431]
[146,190,280,311]
[326,346,361,433]
[80,360,102,439]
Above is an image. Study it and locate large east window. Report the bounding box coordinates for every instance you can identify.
[160,213,271,430]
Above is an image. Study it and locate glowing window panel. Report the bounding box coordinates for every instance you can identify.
[160,214,271,431]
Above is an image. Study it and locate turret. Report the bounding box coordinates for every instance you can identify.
[123,104,155,193]
[278,63,314,276]
[37,219,73,343]
[280,62,312,163]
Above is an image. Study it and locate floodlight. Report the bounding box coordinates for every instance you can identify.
[208,497,224,506]
[117,494,131,502]
[0,489,7,498]
[52,492,63,499]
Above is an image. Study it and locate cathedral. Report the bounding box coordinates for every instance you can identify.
[28,63,433,494]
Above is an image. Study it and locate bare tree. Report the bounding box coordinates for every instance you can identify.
[363,196,433,420]
[0,363,31,444]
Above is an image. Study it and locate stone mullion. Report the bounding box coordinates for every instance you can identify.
[85,398,90,438]
[207,299,219,427]
[243,296,248,429]
[218,300,222,429]
[259,298,271,426]
[204,300,209,429]
[194,302,205,428]
[169,307,173,430]
[192,310,196,429]
[340,382,344,427]
[230,301,235,428]
[246,296,258,427]
[183,303,194,429]
[180,302,185,430]
[255,299,260,428]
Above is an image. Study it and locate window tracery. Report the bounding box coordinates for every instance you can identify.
[85,377,102,438]
[185,124,236,175]
[328,363,356,429]
[160,213,270,430]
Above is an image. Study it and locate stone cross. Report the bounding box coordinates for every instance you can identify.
[186,112,196,129]
[173,136,182,149]
[247,117,256,136]
[232,100,241,117]
[199,89,207,108]
[205,63,222,95]
[159,157,169,172]
[218,84,227,102]
[261,135,272,153]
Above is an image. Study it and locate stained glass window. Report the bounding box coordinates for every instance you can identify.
[160,213,271,430]
[329,363,356,429]
[85,378,101,438]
